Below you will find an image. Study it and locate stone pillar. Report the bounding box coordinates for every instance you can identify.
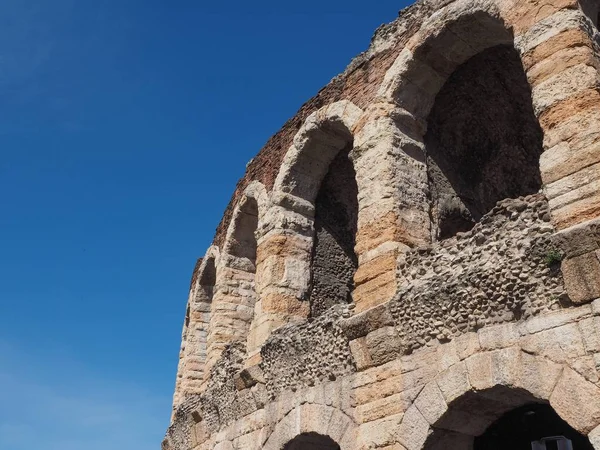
[205,254,256,377]
[172,255,215,415]
[513,6,600,231]
[351,102,431,313]
[245,199,312,365]
[513,4,600,305]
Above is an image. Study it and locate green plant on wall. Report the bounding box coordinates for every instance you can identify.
[544,249,564,267]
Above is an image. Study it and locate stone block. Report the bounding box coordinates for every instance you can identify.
[562,252,600,304]
[357,413,404,449]
[366,326,404,366]
[579,317,600,353]
[349,337,373,371]
[522,323,586,364]
[340,303,394,340]
[465,352,494,391]
[550,367,600,434]
[356,388,420,423]
[517,352,563,400]
[455,332,481,360]
[552,217,600,259]
[260,292,309,316]
[436,362,470,404]
[532,63,599,116]
[478,323,520,350]
[397,406,430,450]
[354,252,398,286]
[414,381,448,425]
[523,306,592,334]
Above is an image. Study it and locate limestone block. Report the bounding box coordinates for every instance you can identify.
[522,323,586,364]
[588,424,600,449]
[478,322,520,350]
[465,351,493,392]
[260,292,309,316]
[356,389,419,424]
[366,326,404,366]
[552,192,600,230]
[491,347,522,387]
[353,270,397,313]
[454,333,481,360]
[397,406,430,450]
[507,0,578,35]
[527,40,596,86]
[341,303,394,340]
[437,340,460,372]
[562,252,600,304]
[552,217,600,259]
[517,352,563,400]
[436,362,470,404]
[358,414,404,449]
[515,8,585,54]
[354,252,398,286]
[414,381,448,425]
[234,365,265,390]
[350,337,374,371]
[546,163,600,212]
[550,367,600,433]
[523,306,593,334]
[532,63,599,115]
[580,317,600,353]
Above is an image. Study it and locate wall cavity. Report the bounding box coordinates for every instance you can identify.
[309,146,359,317]
[425,45,544,240]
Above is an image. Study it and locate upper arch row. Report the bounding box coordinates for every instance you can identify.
[172,0,600,411]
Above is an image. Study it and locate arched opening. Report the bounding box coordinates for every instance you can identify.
[224,195,259,337]
[227,196,258,262]
[424,44,544,239]
[283,432,341,450]
[580,0,599,27]
[309,144,359,317]
[188,256,216,375]
[423,387,593,450]
[475,403,594,450]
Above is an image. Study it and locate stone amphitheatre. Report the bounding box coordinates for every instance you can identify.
[163,0,600,448]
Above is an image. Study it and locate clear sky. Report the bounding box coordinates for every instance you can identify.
[0,1,412,449]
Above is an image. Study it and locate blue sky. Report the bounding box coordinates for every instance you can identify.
[0,1,411,448]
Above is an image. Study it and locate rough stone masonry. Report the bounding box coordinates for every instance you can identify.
[165,0,600,448]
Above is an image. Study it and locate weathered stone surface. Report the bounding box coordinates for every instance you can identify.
[166,1,600,448]
[562,252,600,304]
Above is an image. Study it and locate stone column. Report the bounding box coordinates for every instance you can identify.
[245,198,312,365]
[205,254,256,377]
[513,5,600,305]
[351,102,431,313]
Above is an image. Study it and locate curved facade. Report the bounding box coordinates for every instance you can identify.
[164,0,600,448]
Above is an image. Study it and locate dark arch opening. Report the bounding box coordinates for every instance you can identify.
[229,197,258,263]
[308,144,359,317]
[475,403,594,450]
[424,44,544,240]
[580,0,599,27]
[282,432,341,450]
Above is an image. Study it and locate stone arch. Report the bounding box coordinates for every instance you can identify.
[397,349,600,450]
[262,403,356,450]
[272,101,364,317]
[173,246,220,412]
[283,433,341,450]
[273,100,363,206]
[377,2,546,240]
[205,182,268,373]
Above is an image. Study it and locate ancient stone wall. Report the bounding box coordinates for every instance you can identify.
[166,0,600,448]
